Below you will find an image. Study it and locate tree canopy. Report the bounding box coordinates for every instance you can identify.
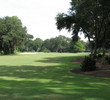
[19,35,86,53]
[0,16,27,54]
[56,0,110,57]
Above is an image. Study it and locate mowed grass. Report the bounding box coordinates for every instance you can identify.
[0,53,110,100]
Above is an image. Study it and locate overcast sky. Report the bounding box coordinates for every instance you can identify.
[0,0,86,41]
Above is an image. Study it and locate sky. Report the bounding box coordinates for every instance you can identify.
[0,0,87,41]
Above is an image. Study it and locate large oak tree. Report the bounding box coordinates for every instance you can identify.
[0,16,27,54]
[56,0,110,57]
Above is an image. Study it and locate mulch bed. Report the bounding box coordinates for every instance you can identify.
[70,57,110,78]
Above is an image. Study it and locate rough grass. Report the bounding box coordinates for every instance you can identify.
[0,53,110,100]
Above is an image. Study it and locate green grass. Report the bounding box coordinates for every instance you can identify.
[0,53,110,100]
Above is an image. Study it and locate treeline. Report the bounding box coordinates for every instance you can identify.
[20,35,87,53]
[0,16,88,55]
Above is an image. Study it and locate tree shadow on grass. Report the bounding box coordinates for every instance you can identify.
[0,55,110,100]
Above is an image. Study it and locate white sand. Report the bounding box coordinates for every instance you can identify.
[20,52,37,54]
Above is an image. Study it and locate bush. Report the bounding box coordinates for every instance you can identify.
[97,54,103,59]
[89,54,103,59]
[80,56,96,72]
[102,56,110,65]
[42,49,50,53]
[89,54,97,59]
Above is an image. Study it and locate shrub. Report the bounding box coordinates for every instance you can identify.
[102,56,110,65]
[97,54,103,59]
[80,56,96,72]
[42,49,50,53]
[89,54,97,59]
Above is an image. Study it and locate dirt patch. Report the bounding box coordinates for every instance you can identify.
[71,58,110,78]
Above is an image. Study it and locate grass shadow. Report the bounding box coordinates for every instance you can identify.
[0,54,110,100]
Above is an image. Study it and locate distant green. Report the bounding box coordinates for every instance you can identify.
[0,53,110,100]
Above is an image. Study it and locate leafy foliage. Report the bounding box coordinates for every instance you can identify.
[20,35,86,53]
[102,56,110,65]
[81,56,96,72]
[0,16,27,54]
[56,0,110,57]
